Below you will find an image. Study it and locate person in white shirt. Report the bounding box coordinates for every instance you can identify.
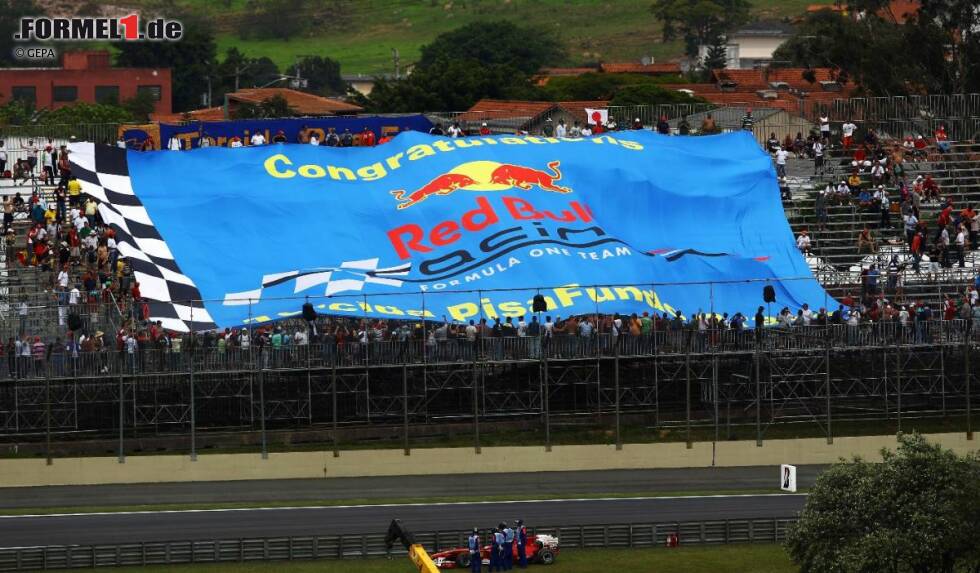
[801,304,813,326]
[774,147,789,179]
[199,135,211,148]
[841,121,857,148]
[517,316,527,337]
[555,120,567,138]
[250,132,266,146]
[116,137,127,149]
[819,115,830,139]
[580,125,593,137]
[955,227,967,267]
[229,137,243,148]
[167,136,181,151]
[0,140,6,176]
[446,123,462,138]
[812,140,824,174]
[796,230,811,255]
[309,134,320,146]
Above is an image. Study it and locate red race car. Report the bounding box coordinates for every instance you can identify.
[430,534,560,569]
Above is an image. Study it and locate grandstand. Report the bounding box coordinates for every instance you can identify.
[0,95,977,455]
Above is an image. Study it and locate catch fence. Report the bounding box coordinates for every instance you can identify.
[0,517,799,571]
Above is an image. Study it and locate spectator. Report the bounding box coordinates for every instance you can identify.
[678,116,690,135]
[857,226,877,254]
[554,120,565,138]
[812,138,824,175]
[774,146,789,179]
[934,123,949,153]
[361,126,377,146]
[428,123,445,136]
[340,129,353,147]
[741,109,753,131]
[819,114,830,141]
[325,128,339,147]
[446,122,462,138]
[0,139,6,175]
[541,118,555,137]
[580,123,593,137]
[841,120,857,149]
[700,113,717,134]
[632,117,643,130]
[796,229,811,255]
[656,115,670,135]
[569,121,582,138]
[272,130,287,143]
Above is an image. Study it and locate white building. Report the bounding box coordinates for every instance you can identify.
[699,21,795,70]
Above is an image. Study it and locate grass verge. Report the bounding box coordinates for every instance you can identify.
[44,543,797,572]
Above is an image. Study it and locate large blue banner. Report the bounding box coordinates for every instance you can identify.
[91,131,833,330]
[121,115,433,150]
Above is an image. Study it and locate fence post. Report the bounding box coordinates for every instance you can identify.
[332,363,339,457]
[259,368,267,460]
[45,358,52,465]
[190,307,196,462]
[966,334,973,440]
[614,341,621,451]
[402,363,410,456]
[685,350,692,449]
[118,359,125,463]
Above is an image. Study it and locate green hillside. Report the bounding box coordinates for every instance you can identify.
[100,0,830,75]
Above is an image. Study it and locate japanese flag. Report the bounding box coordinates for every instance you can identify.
[585,108,608,125]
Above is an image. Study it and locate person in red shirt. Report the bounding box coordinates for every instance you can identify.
[479,123,491,136]
[934,123,949,153]
[360,127,376,147]
[942,295,957,321]
[377,132,393,145]
[131,281,141,301]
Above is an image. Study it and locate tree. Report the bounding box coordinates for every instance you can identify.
[231,94,295,119]
[114,10,217,112]
[293,55,345,96]
[771,10,907,95]
[122,92,157,122]
[609,84,707,107]
[362,21,564,112]
[703,37,728,70]
[418,21,564,76]
[651,0,752,58]
[0,0,55,67]
[786,433,980,573]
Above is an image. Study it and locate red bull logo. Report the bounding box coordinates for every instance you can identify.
[390,160,572,209]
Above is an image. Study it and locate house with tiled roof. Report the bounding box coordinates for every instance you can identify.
[698,20,795,69]
[153,88,363,122]
[460,99,611,133]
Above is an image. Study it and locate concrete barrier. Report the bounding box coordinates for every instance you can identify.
[1,433,976,487]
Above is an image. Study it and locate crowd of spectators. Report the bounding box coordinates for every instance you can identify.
[1,118,978,381]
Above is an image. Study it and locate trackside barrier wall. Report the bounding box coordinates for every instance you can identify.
[0,517,799,571]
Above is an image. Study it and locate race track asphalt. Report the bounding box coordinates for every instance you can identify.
[0,465,826,509]
[0,494,807,548]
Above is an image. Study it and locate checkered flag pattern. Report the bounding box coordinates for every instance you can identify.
[222,258,411,306]
[68,143,218,332]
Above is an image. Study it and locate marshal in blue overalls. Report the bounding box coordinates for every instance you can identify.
[468,528,482,573]
[515,520,528,568]
[500,523,515,570]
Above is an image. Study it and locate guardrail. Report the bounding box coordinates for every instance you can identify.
[0,517,799,571]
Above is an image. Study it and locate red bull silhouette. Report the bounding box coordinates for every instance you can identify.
[390,161,572,209]
[489,161,571,194]
[390,173,478,210]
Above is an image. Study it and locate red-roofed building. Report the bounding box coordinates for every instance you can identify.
[0,50,172,115]
[599,62,682,75]
[151,88,363,122]
[460,99,611,133]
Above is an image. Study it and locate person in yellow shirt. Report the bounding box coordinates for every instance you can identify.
[43,206,56,225]
[67,176,82,207]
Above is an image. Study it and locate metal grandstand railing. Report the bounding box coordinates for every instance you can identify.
[0,517,799,571]
[0,319,970,379]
